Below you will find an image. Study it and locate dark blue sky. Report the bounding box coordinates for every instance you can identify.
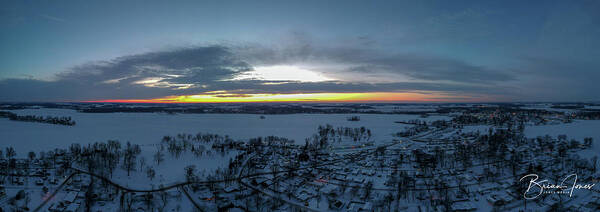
[1,0,599,102]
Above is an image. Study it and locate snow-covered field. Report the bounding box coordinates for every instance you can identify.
[0,108,450,154]
[525,120,600,158]
[108,146,239,189]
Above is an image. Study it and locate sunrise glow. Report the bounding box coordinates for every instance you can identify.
[84,92,473,103]
[230,65,333,82]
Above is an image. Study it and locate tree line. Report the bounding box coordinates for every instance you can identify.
[0,111,76,126]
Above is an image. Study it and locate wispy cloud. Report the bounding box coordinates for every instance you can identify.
[38,14,66,23]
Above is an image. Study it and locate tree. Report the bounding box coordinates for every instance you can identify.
[122,151,136,176]
[70,143,82,159]
[270,164,280,193]
[146,166,156,181]
[592,156,598,173]
[584,137,593,147]
[154,150,165,165]
[384,192,394,210]
[144,193,154,211]
[139,157,146,172]
[363,181,374,200]
[28,151,36,161]
[340,180,349,194]
[125,192,134,211]
[159,190,168,212]
[5,147,16,182]
[185,165,196,183]
[85,176,95,212]
[5,147,16,160]
[569,139,580,149]
[107,140,121,153]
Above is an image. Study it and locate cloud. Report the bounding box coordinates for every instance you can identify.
[510,57,600,101]
[1,46,251,101]
[38,14,66,23]
[234,38,515,84]
[0,42,521,102]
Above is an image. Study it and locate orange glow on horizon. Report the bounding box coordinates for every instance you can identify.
[84,92,477,103]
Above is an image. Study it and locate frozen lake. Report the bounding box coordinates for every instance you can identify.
[0,108,450,154]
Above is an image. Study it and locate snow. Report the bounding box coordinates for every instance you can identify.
[461,125,492,134]
[105,146,239,190]
[0,108,449,154]
[525,120,600,158]
[584,105,600,110]
[3,104,598,211]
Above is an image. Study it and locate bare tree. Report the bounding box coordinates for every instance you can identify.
[5,147,16,182]
[146,166,156,181]
[27,151,36,161]
[139,157,146,172]
[154,150,165,165]
[122,151,136,176]
[185,165,196,183]
[159,189,168,212]
[143,193,154,211]
[363,180,374,200]
[5,147,16,160]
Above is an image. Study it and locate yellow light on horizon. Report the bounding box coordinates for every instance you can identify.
[84,92,474,103]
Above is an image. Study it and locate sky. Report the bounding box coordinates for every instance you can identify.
[1,0,599,103]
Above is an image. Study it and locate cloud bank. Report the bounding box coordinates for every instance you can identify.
[0,38,596,102]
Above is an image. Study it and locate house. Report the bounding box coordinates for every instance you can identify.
[348,176,365,184]
[333,173,346,181]
[296,192,311,202]
[321,184,338,196]
[329,199,345,210]
[498,191,513,203]
[362,169,375,176]
[49,178,59,184]
[48,202,66,212]
[346,202,363,212]
[477,184,496,194]
[251,177,269,188]
[64,203,80,212]
[197,190,213,200]
[223,186,240,193]
[291,178,304,187]
[451,202,477,211]
[486,194,505,206]
[294,189,315,202]
[361,202,373,211]
[64,192,78,204]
